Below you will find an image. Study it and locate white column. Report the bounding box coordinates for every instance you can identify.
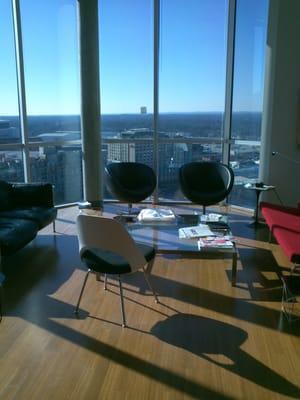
[77,0,102,207]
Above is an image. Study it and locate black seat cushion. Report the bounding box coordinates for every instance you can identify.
[0,207,57,229]
[0,218,39,256]
[81,243,156,274]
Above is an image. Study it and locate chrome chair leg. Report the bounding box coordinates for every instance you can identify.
[281,276,298,322]
[53,220,56,233]
[268,230,272,243]
[143,266,159,303]
[75,269,91,314]
[118,276,126,327]
[0,285,3,322]
[0,271,4,322]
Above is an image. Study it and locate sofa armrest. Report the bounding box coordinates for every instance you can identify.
[12,183,55,208]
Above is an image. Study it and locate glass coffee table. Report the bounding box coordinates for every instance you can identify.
[116,214,238,286]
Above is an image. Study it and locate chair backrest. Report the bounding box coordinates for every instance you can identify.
[105,162,156,203]
[76,213,147,272]
[179,161,234,206]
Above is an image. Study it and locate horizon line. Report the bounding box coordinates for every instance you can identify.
[0,110,262,118]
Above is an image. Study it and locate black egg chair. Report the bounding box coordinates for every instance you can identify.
[105,162,157,214]
[179,161,234,214]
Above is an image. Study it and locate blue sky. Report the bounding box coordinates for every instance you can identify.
[0,0,268,116]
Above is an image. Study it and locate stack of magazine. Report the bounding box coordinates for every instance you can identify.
[197,235,234,250]
[178,223,234,250]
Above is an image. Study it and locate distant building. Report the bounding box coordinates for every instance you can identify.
[35,131,81,142]
[107,128,153,166]
[24,130,83,203]
[140,106,147,114]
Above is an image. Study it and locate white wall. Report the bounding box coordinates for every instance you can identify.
[260,0,300,206]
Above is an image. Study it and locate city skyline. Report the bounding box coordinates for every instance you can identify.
[0,111,262,141]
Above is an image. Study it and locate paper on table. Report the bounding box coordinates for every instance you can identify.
[178,224,215,239]
[137,208,176,222]
[200,213,222,222]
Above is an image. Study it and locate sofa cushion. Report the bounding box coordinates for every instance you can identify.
[261,201,300,264]
[0,207,57,230]
[12,183,54,208]
[0,180,13,211]
[0,218,39,256]
[261,205,300,232]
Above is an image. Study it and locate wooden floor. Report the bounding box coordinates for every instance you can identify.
[0,205,299,399]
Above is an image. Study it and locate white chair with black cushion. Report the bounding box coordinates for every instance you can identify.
[75,213,158,327]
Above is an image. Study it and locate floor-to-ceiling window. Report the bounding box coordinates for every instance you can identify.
[229,0,269,208]
[21,0,82,204]
[0,0,268,209]
[158,0,227,201]
[99,0,154,199]
[0,0,82,205]
[99,0,269,208]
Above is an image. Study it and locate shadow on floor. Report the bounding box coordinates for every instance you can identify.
[151,313,300,398]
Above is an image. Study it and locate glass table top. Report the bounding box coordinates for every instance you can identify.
[116,214,234,254]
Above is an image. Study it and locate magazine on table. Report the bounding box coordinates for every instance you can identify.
[198,235,234,250]
[178,224,214,239]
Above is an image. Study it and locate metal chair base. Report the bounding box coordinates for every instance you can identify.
[74,266,158,328]
[281,276,300,322]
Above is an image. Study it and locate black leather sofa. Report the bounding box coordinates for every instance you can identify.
[0,181,57,256]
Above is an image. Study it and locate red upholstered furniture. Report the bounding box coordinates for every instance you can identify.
[260,201,300,265]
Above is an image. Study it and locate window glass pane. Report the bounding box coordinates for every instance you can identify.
[99,0,154,200]
[99,0,154,154]
[159,0,228,137]
[99,0,153,121]
[230,0,269,208]
[30,145,83,205]
[229,143,260,208]
[158,0,227,201]
[0,150,24,182]
[0,1,21,144]
[20,0,81,141]
[232,0,268,139]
